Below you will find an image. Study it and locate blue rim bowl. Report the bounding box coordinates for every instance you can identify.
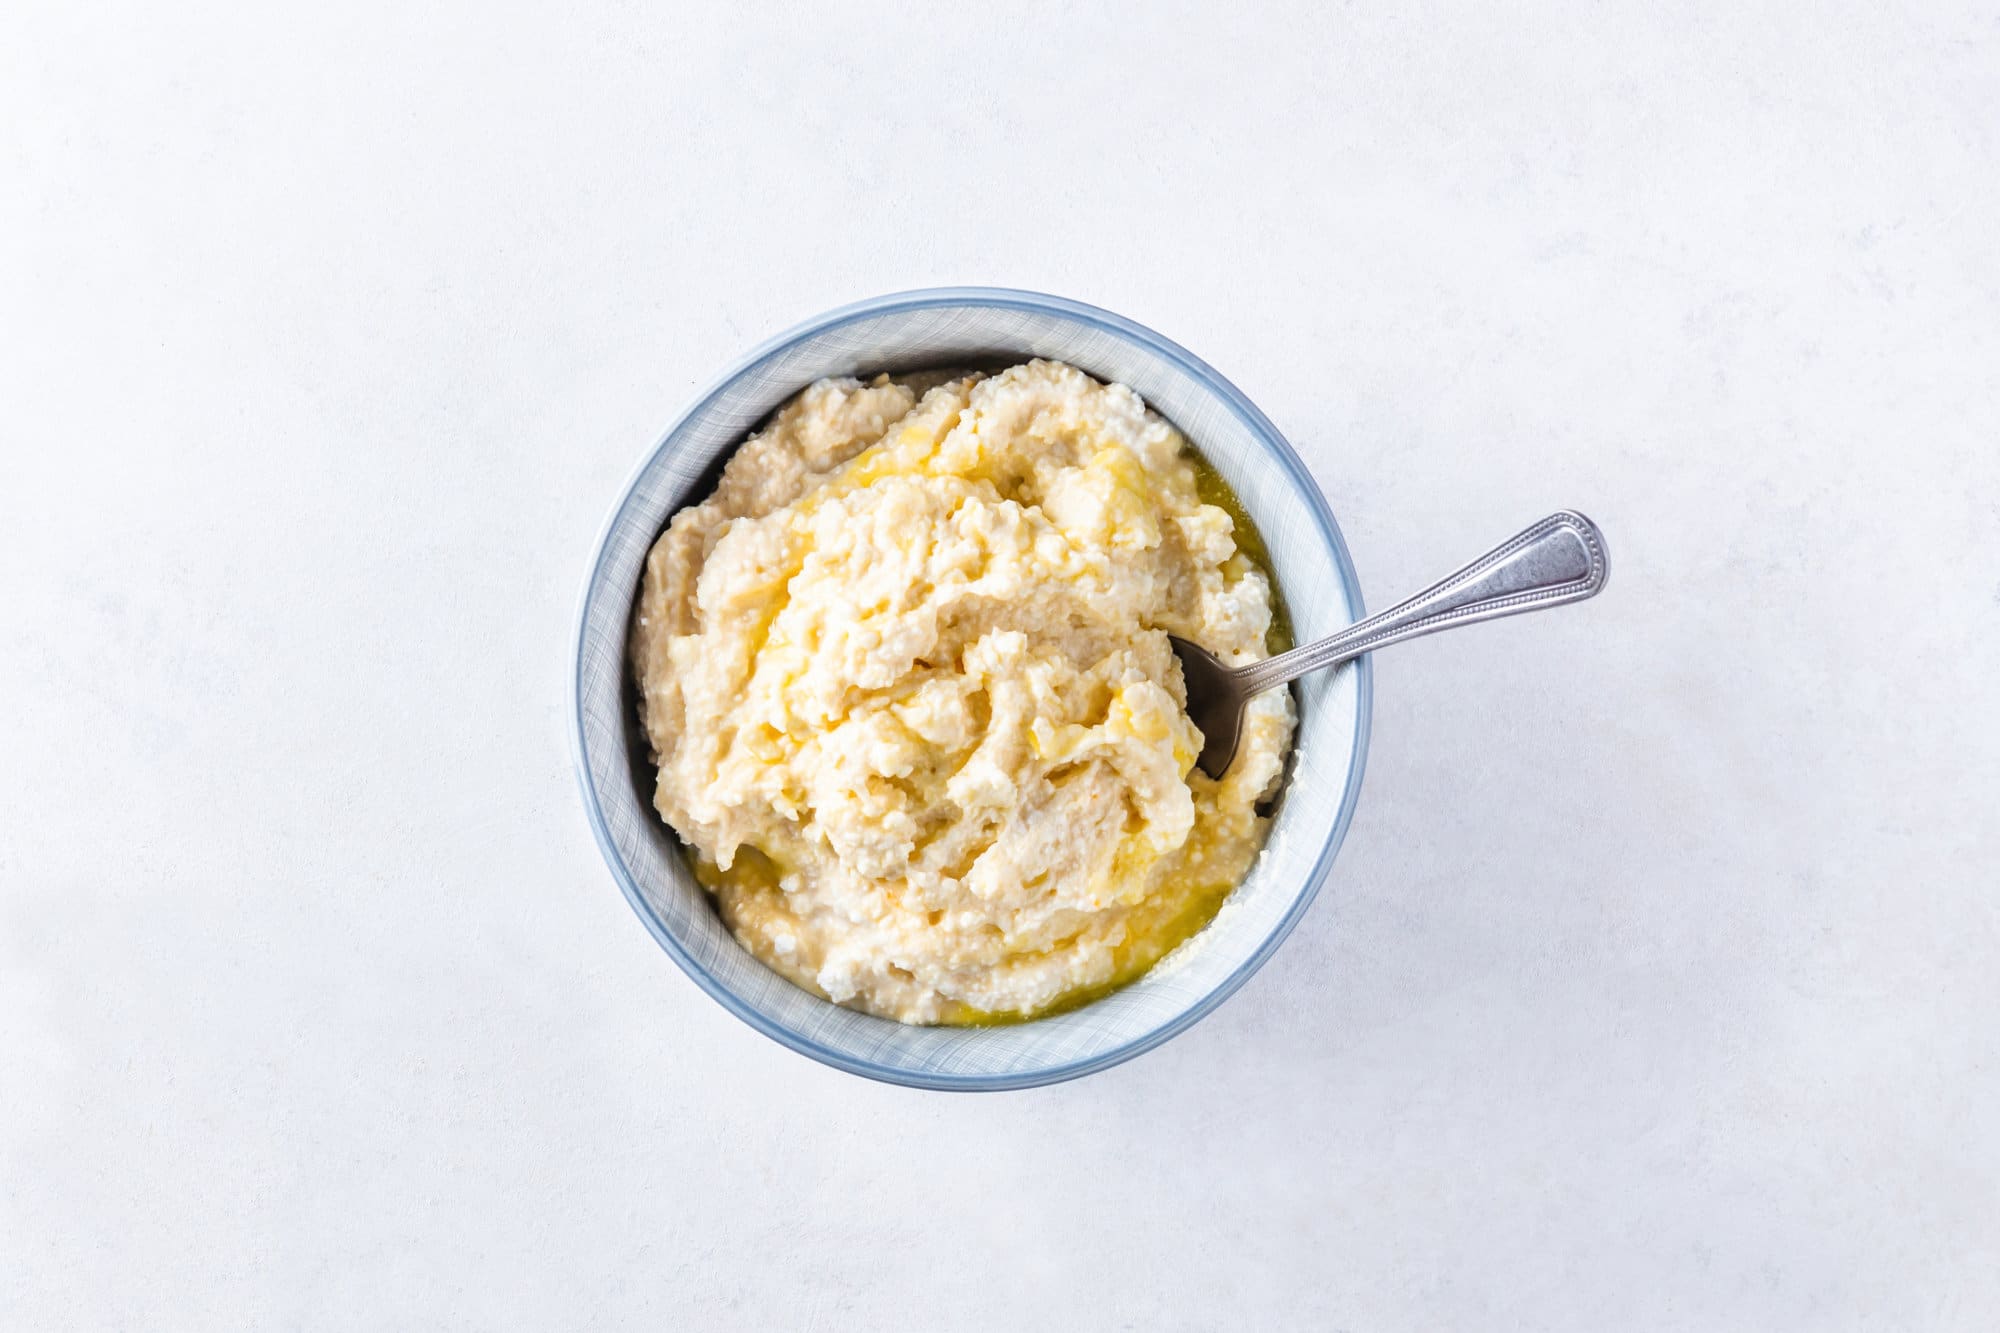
[571,288,1372,1090]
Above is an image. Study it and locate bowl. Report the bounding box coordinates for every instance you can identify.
[570,288,1372,1089]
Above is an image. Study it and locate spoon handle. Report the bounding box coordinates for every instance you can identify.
[1235,510,1610,694]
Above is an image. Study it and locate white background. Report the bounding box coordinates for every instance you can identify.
[5,3,1997,1328]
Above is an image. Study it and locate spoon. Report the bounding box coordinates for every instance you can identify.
[1171,510,1610,778]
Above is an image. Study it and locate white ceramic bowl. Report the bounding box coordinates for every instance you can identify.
[571,289,1371,1089]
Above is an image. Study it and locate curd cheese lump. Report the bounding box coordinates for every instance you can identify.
[632,360,1294,1024]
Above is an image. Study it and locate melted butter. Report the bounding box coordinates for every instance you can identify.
[941,872,1240,1026]
[692,844,786,894]
[1188,447,1294,656]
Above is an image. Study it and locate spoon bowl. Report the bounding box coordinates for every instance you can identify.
[1173,510,1609,778]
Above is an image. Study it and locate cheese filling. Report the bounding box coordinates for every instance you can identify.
[632,360,1294,1024]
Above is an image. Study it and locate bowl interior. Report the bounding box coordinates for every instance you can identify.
[574,291,1368,1088]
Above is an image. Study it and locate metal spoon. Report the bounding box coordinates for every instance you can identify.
[1171,510,1610,778]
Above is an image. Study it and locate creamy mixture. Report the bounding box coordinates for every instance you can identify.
[632,360,1294,1023]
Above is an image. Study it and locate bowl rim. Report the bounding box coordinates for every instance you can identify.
[569,286,1373,1090]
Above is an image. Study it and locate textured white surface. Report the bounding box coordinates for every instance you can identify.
[4,2,1996,1328]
